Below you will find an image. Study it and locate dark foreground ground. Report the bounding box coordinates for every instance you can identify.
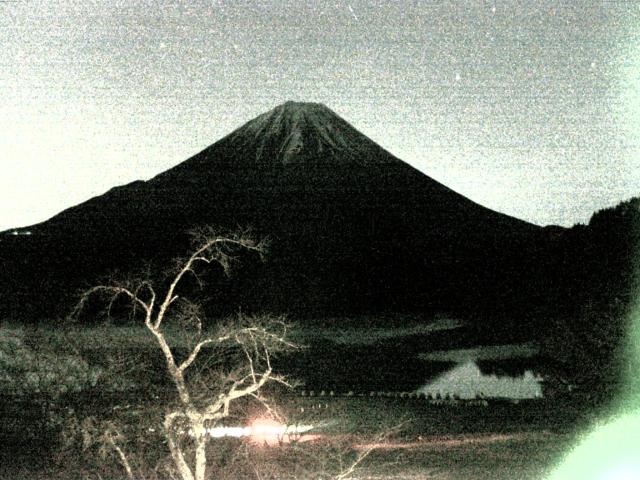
[2,431,577,480]
[354,430,576,480]
[0,395,594,479]
[0,322,607,478]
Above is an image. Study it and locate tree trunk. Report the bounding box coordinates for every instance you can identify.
[165,414,195,480]
[194,433,208,480]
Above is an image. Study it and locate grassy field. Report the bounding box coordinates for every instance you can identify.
[0,315,463,350]
[353,431,577,480]
[2,431,578,480]
[1,393,585,480]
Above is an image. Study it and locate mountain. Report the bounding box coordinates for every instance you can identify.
[1,101,548,322]
[2,101,636,397]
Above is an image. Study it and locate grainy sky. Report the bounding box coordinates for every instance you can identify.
[1,0,639,231]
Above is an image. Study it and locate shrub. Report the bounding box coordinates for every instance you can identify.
[0,329,100,398]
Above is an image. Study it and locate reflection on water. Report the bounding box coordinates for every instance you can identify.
[418,360,543,399]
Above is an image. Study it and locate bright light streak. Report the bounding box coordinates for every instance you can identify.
[187,419,316,446]
[200,426,251,438]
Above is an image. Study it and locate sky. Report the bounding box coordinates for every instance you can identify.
[1,0,639,231]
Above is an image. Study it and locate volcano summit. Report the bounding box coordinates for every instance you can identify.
[1,102,546,321]
[225,101,391,166]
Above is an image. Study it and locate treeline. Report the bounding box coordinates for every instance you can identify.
[537,197,640,397]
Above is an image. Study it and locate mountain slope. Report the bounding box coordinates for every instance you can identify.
[1,101,545,321]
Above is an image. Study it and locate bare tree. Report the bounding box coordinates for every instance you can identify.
[73,228,296,480]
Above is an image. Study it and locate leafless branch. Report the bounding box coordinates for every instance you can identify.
[178,338,216,373]
[72,228,294,480]
[103,427,135,480]
[74,285,153,320]
[335,421,408,480]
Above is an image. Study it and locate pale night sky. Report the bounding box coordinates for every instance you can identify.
[1,0,639,231]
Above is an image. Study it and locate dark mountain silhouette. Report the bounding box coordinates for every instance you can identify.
[1,101,638,397]
[0,102,635,353]
[1,101,548,323]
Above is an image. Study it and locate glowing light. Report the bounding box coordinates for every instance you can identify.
[602,465,640,480]
[546,412,640,479]
[248,418,288,446]
[202,426,251,439]
[248,418,315,446]
[186,419,315,446]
